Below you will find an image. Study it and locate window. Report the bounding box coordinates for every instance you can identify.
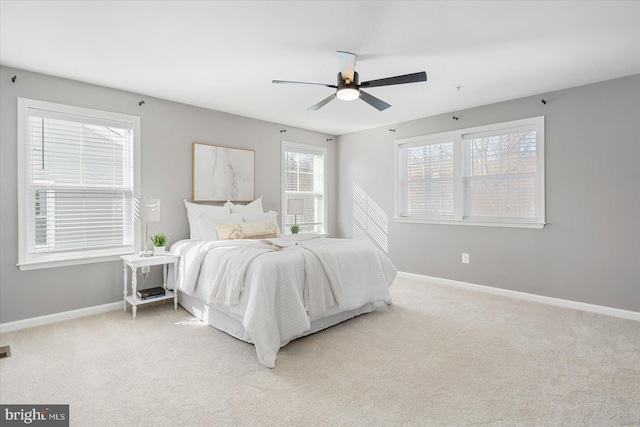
[17,98,140,270]
[396,116,545,228]
[281,141,327,234]
[398,138,455,219]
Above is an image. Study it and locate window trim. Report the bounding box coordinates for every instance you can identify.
[394,116,545,229]
[17,98,141,270]
[281,141,328,235]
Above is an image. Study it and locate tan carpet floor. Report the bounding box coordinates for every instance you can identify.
[1,277,639,426]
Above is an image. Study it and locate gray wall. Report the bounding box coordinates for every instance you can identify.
[0,66,336,323]
[2,66,638,324]
[337,74,640,312]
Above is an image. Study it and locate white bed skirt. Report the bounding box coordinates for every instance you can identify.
[178,291,378,347]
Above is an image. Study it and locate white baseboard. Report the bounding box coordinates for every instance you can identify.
[0,301,122,334]
[3,274,637,333]
[397,272,640,322]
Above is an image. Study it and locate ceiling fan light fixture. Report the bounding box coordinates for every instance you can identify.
[337,87,360,101]
[273,52,426,111]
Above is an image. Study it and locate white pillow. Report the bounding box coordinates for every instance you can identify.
[243,210,278,223]
[197,213,244,241]
[225,197,264,215]
[184,200,231,240]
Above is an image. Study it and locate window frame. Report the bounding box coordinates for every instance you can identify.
[17,98,141,271]
[281,141,328,235]
[394,116,545,229]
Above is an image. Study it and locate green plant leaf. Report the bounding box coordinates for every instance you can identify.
[151,233,168,246]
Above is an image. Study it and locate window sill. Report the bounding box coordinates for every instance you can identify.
[394,217,545,229]
[17,252,130,271]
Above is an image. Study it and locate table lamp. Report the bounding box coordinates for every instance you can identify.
[134,198,160,256]
[287,198,304,234]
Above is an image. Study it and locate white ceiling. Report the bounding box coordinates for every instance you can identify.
[2,1,639,136]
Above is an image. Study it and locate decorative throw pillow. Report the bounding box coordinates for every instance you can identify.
[196,213,244,241]
[225,197,264,215]
[184,200,231,240]
[215,221,281,240]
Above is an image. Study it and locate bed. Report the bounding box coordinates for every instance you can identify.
[167,200,397,367]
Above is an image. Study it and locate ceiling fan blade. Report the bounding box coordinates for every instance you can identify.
[337,50,357,81]
[308,94,337,111]
[360,71,427,89]
[272,79,337,88]
[359,90,391,111]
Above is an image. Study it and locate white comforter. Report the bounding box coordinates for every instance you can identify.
[169,236,396,367]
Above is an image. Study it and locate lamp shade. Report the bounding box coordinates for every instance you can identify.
[134,198,161,222]
[287,198,304,216]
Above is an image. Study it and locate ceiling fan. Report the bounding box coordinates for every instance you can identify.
[272,51,427,111]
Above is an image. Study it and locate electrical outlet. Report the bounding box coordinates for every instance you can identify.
[141,266,150,274]
[462,253,469,264]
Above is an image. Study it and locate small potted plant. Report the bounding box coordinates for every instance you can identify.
[150,233,168,255]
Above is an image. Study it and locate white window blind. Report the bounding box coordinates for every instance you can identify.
[395,117,545,228]
[282,142,327,234]
[18,99,139,269]
[398,140,454,218]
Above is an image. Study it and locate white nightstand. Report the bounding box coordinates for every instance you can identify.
[121,253,179,319]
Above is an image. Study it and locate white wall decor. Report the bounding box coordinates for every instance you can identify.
[192,142,255,202]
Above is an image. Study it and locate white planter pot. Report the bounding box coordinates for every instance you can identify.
[153,246,166,255]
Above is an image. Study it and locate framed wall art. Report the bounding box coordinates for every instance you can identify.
[192,142,255,202]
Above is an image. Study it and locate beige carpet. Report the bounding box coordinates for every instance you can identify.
[1,278,639,426]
